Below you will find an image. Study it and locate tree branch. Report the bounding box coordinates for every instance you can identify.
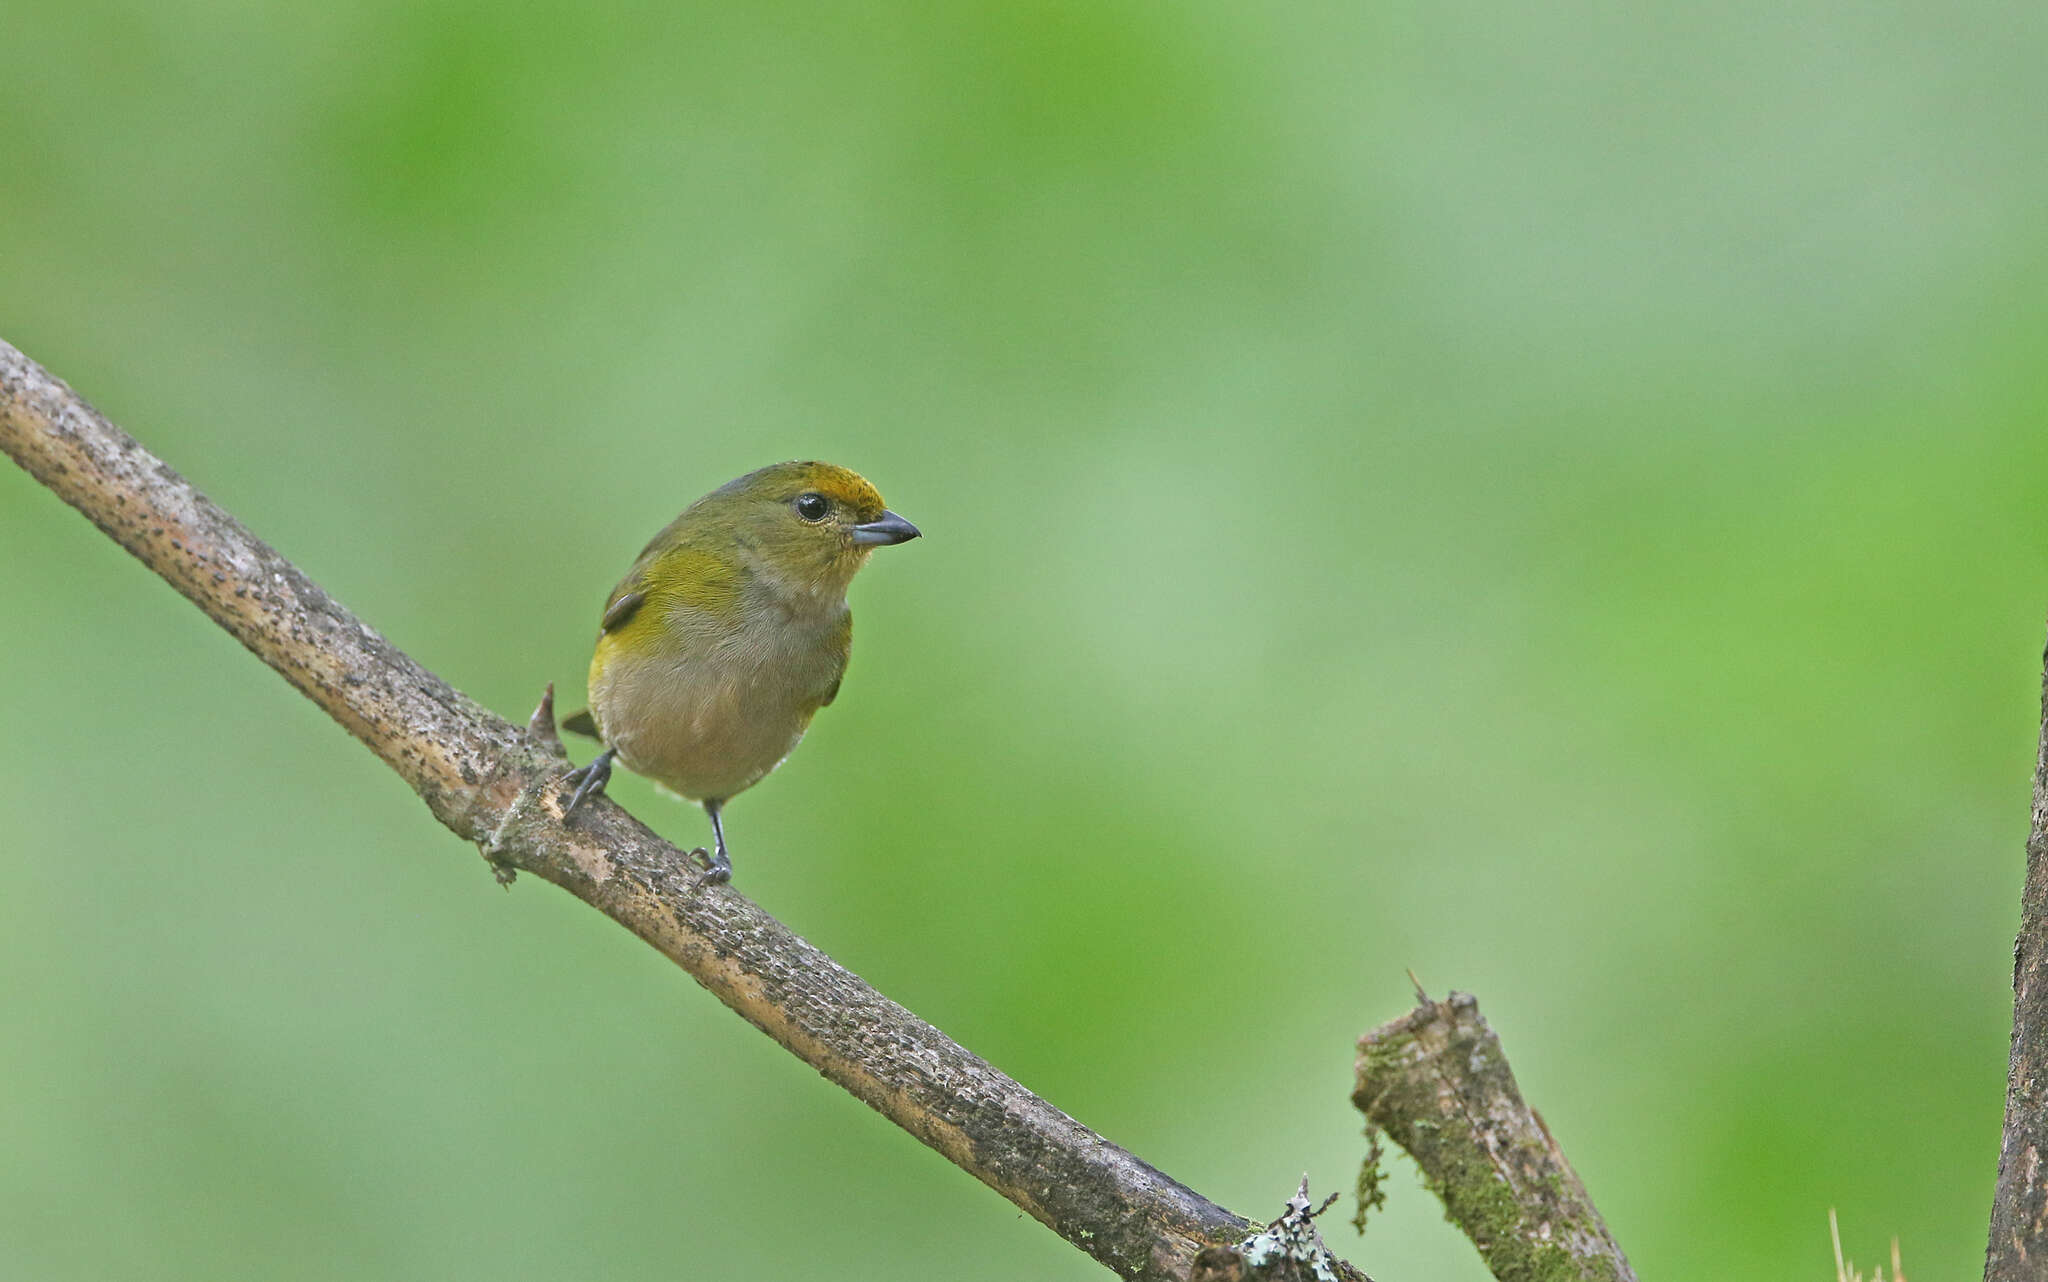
[1354,991,1634,1282]
[0,337,1370,1281]
[1986,629,2048,1282]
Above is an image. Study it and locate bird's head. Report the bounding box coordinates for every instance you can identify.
[702,460,920,599]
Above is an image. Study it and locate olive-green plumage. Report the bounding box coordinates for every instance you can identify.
[564,460,919,881]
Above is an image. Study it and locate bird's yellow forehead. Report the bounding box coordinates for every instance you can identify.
[724,460,887,518]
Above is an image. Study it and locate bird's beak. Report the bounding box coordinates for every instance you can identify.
[850,510,921,547]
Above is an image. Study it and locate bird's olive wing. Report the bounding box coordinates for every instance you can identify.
[599,589,646,634]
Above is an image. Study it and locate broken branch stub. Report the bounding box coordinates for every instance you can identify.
[1353,992,1634,1282]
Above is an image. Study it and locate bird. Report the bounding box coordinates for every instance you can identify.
[559,460,921,882]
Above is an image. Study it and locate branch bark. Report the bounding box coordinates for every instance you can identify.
[0,337,1351,1281]
[1986,630,2048,1282]
[1354,991,1634,1282]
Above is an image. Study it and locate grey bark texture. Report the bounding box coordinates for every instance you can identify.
[1986,634,2048,1282]
[1354,992,1635,1282]
[0,336,1281,1281]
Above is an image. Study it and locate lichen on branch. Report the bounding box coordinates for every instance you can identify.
[1353,992,1634,1282]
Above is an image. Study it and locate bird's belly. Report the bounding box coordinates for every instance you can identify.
[589,643,820,802]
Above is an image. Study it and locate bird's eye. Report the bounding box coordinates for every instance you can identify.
[794,492,830,522]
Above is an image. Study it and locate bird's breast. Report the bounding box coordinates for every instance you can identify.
[587,600,847,801]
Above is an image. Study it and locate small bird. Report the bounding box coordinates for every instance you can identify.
[560,461,920,882]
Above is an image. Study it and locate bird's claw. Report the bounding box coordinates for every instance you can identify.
[562,748,615,817]
[686,846,733,884]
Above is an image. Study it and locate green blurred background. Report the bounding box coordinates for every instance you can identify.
[3,1,2042,1278]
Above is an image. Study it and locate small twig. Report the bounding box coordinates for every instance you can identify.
[527,681,565,751]
[1354,992,1634,1282]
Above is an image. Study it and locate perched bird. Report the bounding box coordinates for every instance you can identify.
[560,461,920,882]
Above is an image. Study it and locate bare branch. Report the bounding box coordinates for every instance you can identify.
[0,337,1308,1281]
[1986,629,2048,1282]
[1354,992,1634,1282]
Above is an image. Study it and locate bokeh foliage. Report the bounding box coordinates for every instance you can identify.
[3,2,2043,1278]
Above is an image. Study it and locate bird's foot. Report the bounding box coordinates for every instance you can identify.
[562,747,615,817]
[686,846,732,885]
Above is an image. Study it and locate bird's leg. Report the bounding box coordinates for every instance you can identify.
[695,798,733,884]
[561,747,615,816]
